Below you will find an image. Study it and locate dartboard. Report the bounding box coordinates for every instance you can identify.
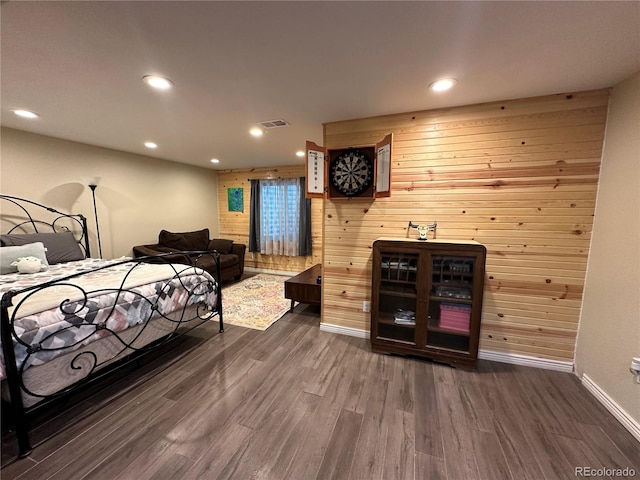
[330,149,373,197]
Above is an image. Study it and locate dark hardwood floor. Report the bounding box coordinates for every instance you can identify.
[2,305,638,480]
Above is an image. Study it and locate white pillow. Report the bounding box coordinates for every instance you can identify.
[0,242,49,274]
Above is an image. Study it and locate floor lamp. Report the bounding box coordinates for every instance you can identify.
[88,183,103,258]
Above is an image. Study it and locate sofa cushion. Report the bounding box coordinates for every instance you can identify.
[158,229,210,251]
[193,253,237,272]
[208,238,234,254]
[216,253,239,269]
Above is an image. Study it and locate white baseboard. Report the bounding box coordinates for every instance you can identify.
[477,350,574,373]
[319,323,369,339]
[581,374,640,443]
[244,267,298,277]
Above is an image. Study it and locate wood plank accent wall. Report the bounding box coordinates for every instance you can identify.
[217,166,323,272]
[322,89,609,362]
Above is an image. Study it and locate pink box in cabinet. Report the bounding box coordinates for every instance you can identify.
[439,303,471,333]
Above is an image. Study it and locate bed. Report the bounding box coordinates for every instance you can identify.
[0,195,223,457]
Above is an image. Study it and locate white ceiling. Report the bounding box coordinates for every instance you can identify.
[2,1,639,170]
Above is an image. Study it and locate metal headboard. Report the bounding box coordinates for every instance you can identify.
[0,195,91,257]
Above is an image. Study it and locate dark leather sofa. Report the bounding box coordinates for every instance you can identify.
[133,228,245,284]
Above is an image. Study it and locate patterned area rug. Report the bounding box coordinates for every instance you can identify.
[221,273,291,330]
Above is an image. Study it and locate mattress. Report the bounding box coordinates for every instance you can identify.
[0,257,219,405]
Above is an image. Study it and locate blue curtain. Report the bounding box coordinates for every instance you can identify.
[248,179,260,252]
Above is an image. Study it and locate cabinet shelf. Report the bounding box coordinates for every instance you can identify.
[380,285,417,299]
[381,277,417,284]
[370,239,486,369]
[424,343,472,356]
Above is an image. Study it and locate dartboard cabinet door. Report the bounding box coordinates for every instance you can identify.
[305,134,393,200]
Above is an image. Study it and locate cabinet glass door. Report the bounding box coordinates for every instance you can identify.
[375,251,419,344]
[426,255,475,352]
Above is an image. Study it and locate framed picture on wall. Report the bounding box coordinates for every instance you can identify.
[227,187,243,212]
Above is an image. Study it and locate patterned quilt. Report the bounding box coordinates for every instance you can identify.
[0,258,218,380]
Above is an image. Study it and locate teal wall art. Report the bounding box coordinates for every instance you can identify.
[227,187,243,212]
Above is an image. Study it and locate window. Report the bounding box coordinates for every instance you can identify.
[249,177,312,257]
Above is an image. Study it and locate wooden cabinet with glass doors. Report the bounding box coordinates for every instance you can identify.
[370,238,486,369]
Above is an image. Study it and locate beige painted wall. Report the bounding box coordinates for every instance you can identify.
[1,128,219,258]
[575,72,640,425]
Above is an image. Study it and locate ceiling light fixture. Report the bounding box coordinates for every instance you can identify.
[249,127,264,138]
[144,142,158,149]
[296,150,305,158]
[210,158,220,164]
[12,109,40,119]
[142,75,174,90]
[429,78,457,92]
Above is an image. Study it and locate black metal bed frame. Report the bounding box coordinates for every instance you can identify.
[0,195,224,458]
[1,195,92,257]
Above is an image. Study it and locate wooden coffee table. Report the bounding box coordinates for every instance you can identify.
[284,264,322,312]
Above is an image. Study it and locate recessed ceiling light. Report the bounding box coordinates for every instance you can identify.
[249,127,264,138]
[210,158,220,164]
[144,142,158,149]
[296,150,305,158]
[142,75,174,90]
[429,78,457,92]
[12,109,39,119]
